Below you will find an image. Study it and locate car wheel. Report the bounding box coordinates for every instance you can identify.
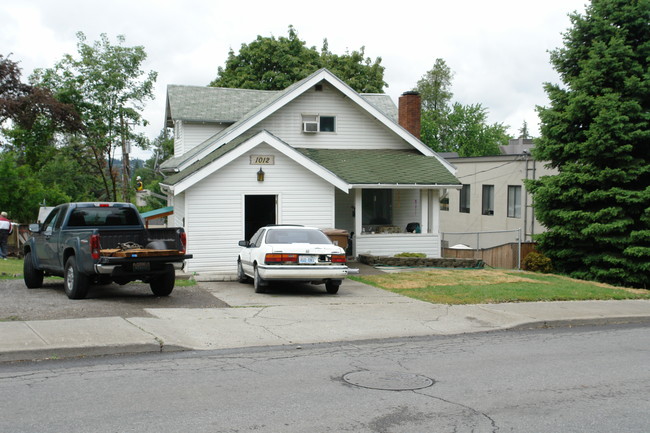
[253,265,266,293]
[23,251,44,289]
[150,264,175,296]
[64,256,89,299]
[237,260,249,283]
[325,280,341,294]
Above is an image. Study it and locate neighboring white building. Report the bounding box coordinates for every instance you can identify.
[159,69,460,277]
[439,138,558,249]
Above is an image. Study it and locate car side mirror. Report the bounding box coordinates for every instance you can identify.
[238,240,250,247]
[29,223,41,234]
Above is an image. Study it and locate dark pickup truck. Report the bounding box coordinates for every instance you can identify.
[23,202,192,299]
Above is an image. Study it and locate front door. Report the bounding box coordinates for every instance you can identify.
[244,195,276,241]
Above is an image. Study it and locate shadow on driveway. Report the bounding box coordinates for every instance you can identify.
[0,278,229,321]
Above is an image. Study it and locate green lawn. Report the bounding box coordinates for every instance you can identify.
[350,268,650,304]
[0,257,195,286]
[0,258,23,278]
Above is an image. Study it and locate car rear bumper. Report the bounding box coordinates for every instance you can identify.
[257,264,348,281]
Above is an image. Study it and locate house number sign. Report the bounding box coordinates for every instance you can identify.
[250,155,275,165]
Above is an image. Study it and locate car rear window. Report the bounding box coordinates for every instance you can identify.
[67,207,141,227]
[266,229,332,245]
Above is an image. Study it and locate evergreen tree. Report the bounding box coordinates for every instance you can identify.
[530,0,650,288]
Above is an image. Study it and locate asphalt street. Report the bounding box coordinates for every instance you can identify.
[2,324,648,433]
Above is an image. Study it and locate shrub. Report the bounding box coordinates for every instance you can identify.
[395,252,426,258]
[523,251,552,273]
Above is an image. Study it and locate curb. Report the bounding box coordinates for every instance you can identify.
[3,315,649,363]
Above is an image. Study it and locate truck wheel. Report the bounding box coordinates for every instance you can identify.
[23,251,44,289]
[64,256,89,299]
[150,264,175,296]
[253,265,266,293]
[325,280,341,294]
[237,260,249,283]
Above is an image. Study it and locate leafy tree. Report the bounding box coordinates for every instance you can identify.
[32,32,157,202]
[518,120,531,139]
[0,54,81,166]
[416,59,509,156]
[210,26,386,93]
[133,129,173,211]
[529,0,650,288]
[0,151,70,222]
[442,103,509,157]
[415,58,454,112]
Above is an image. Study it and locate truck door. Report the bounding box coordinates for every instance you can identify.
[36,206,65,270]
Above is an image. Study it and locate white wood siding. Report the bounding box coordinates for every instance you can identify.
[181,123,228,156]
[253,84,412,151]
[355,234,441,257]
[183,143,335,275]
[171,192,185,228]
[173,120,184,157]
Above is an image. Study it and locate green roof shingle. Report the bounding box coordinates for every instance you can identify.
[297,149,460,186]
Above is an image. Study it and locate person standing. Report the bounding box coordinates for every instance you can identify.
[0,212,12,259]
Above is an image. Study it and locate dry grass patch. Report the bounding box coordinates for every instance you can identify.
[350,268,650,304]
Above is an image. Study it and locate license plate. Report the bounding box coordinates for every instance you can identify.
[133,262,150,272]
[299,255,317,264]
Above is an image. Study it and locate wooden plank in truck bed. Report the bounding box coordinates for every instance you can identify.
[100,249,184,257]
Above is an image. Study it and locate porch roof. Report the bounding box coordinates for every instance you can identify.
[296,149,461,187]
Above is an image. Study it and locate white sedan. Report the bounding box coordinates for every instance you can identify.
[237,225,348,294]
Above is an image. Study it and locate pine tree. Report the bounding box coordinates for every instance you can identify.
[530,0,650,287]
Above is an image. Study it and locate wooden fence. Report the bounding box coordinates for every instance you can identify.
[443,242,537,270]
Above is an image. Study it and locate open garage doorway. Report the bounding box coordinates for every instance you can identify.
[244,195,277,241]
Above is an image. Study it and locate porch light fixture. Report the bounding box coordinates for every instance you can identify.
[257,167,265,182]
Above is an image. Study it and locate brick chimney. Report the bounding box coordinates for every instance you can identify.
[398,91,421,139]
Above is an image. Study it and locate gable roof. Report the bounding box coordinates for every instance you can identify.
[160,130,349,194]
[165,85,277,126]
[160,130,461,194]
[163,69,455,174]
[165,85,398,127]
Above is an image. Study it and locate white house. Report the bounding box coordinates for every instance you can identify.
[159,69,460,277]
[439,138,558,249]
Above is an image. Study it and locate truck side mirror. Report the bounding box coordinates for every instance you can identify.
[28,223,41,234]
[238,240,250,247]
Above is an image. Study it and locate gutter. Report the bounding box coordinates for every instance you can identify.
[349,184,462,190]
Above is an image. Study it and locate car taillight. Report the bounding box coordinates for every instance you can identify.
[331,254,346,263]
[90,234,101,260]
[180,232,187,253]
[265,253,298,264]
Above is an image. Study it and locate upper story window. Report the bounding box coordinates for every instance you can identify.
[302,114,336,133]
[508,185,522,218]
[459,184,471,213]
[482,185,495,216]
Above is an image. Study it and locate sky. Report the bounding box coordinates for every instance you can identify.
[2,0,589,159]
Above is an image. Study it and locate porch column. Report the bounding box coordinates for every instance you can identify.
[354,188,362,237]
[430,189,440,233]
[420,189,429,233]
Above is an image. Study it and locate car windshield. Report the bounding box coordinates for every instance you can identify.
[265,228,332,245]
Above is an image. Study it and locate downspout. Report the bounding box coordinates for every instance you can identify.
[530,159,537,239]
[523,154,529,242]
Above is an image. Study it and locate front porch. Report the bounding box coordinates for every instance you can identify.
[334,187,452,258]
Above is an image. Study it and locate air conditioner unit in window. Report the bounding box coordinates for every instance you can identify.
[303,121,318,133]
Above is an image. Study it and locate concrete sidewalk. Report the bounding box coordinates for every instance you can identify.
[2,278,650,363]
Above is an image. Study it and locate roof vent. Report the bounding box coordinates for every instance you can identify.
[315,84,323,92]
